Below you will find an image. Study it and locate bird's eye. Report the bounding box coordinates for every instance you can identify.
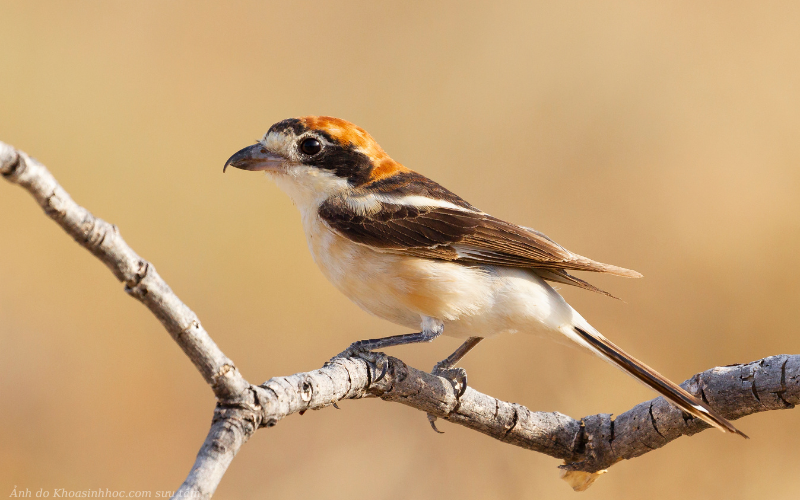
[300,138,322,156]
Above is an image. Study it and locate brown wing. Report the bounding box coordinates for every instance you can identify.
[318,195,642,287]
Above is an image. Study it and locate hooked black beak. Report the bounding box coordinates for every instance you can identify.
[223,144,285,173]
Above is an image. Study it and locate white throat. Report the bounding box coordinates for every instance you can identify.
[266,165,351,212]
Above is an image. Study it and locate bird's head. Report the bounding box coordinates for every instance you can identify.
[224,116,409,207]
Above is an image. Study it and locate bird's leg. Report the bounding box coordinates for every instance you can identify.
[339,330,444,353]
[427,336,483,433]
[432,336,484,396]
[331,319,445,383]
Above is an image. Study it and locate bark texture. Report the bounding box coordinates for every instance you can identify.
[2,140,797,498]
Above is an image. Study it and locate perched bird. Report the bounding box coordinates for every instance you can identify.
[225,116,745,437]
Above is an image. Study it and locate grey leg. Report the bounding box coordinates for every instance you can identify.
[331,322,445,383]
[340,329,444,354]
[428,337,483,433]
[433,336,483,373]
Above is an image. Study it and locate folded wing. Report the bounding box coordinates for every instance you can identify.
[318,188,641,296]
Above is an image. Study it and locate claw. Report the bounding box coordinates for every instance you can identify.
[374,361,388,382]
[427,413,444,434]
[424,365,468,431]
[332,346,388,385]
[432,366,469,399]
[455,371,468,399]
[332,402,340,409]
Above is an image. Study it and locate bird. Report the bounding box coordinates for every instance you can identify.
[224,115,746,437]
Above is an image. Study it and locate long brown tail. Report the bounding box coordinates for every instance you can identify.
[573,326,748,438]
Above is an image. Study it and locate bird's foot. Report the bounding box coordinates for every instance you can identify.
[426,362,469,433]
[328,345,389,383]
[432,362,469,399]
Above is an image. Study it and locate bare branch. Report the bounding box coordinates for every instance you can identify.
[3,140,797,497]
[174,352,800,497]
[0,142,247,401]
[266,354,799,470]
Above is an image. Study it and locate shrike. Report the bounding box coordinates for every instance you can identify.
[225,115,745,437]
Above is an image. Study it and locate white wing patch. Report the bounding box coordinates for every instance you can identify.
[344,193,479,216]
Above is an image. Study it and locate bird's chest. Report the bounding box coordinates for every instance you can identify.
[298,212,495,328]
[301,213,375,292]
[299,212,411,321]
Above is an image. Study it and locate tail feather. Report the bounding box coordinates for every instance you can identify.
[572,326,747,438]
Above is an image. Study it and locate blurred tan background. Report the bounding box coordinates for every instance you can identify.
[2,1,800,498]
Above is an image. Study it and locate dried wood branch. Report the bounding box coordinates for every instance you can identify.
[2,140,797,498]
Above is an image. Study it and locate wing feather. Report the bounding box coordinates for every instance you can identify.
[318,192,642,296]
